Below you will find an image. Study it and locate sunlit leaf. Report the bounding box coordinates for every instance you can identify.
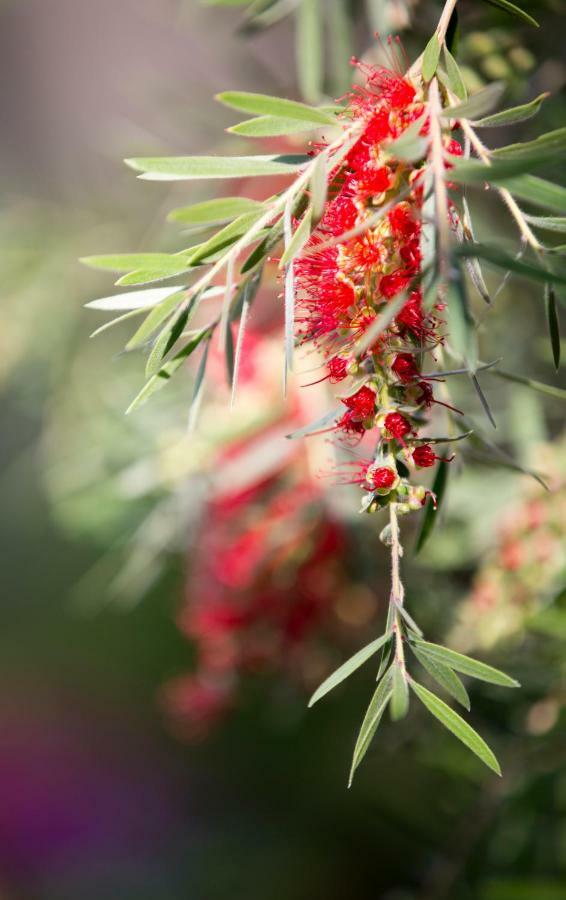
[85,285,186,311]
[228,115,330,137]
[125,154,309,181]
[410,680,501,775]
[80,253,186,273]
[167,196,263,227]
[442,47,467,100]
[126,328,211,414]
[296,0,323,104]
[422,33,441,82]
[390,661,410,721]
[216,90,335,124]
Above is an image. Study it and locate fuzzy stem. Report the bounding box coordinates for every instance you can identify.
[389,504,406,668]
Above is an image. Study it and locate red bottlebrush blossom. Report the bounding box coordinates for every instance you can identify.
[341,385,376,420]
[383,412,412,440]
[290,57,456,510]
[368,465,398,491]
[413,444,455,467]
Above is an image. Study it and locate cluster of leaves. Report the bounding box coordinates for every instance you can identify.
[83,0,565,781]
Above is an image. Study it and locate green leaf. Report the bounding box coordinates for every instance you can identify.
[411,645,470,710]
[410,680,501,775]
[240,219,284,273]
[188,209,267,265]
[126,328,210,414]
[280,207,312,267]
[415,460,449,554]
[308,631,392,708]
[126,290,187,350]
[85,285,185,311]
[310,151,328,224]
[491,127,566,166]
[455,243,566,287]
[116,259,193,286]
[89,308,147,339]
[422,34,441,83]
[349,669,393,787]
[296,0,323,104]
[441,82,505,120]
[469,372,497,429]
[442,47,467,100]
[125,154,309,181]
[390,661,410,721]
[450,155,546,184]
[488,367,566,400]
[411,640,520,688]
[472,91,548,127]
[167,196,263,227]
[499,176,566,214]
[480,0,539,28]
[216,90,335,125]
[145,301,192,379]
[80,253,185,274]
[545,284,561,371]
[228,115,330,137]
[524,215,566,233]
[446,266,478,370]
[188,337,211,432]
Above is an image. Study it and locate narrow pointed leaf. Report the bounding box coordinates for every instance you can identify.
[89,307,146,338]
[310,152,328,224]
[280,207,312,267]
[422,34,441,83]
[116,260,192,286]
[470,372,497,428]
[441,82,505,121]
[390,661,410,721]
[446,266,478,370]
[167,196,263,227]
[442,48,467,100]
[189,209,266,265]
[455,244,566,287]
[473,92,548,127]
[228,115,330,137]
[349,670,393,786]
[125,154,309,181]
[524,215,566,233]
[126,290,186,350]
[308,631,392,707]
[412,640,520,687]
[285,407,340,439]
[415,460,449,554]
[145,301,193,378]
[480,0,539,27]
[497,176,566,214]
[216,90,335,125]
[411,646,470,710]
[85,285,185,311]
[81,253,184,273]
[488,367,566,400]
[410,680,501,775]
[545,284,561,371]
[188,338,211,432]
[296,0,323,104]
[126,328,210,414]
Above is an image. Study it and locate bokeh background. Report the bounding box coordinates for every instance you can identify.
[1,1,565,898]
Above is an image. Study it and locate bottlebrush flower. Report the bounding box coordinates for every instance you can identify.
[292,58,456,514]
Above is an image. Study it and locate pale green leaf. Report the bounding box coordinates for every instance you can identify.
[488,367,566,400]
[125,154,309,181]
[216,90,335,125]
[481,0,539,27]
[455,243,566,287]
[441,82,505,121]
[411,645,470,710]
[473,92,548,127]
[167,196,263,227]
[126,291,187,350]
[501,176,566,214]
[296,0,323,104]
[228,115,330,137]
[390,661,409,721]
[85,285,186,311]
[349,669,393,786]
[80,253,183,273]
[442,48,467,100]
[412,641,520,687]
[410,680,501,775]
[308,631,391,707]
[126,328,211,414]
[524,215,566,233]
[422,34,441,83]
[280,207,312,267]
